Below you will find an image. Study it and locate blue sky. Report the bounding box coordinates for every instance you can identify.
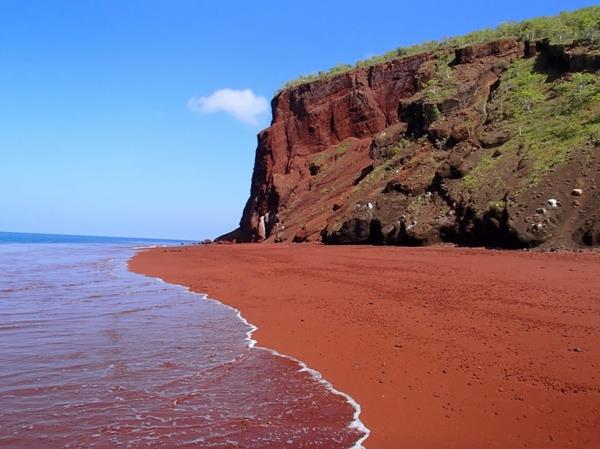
[0,0,597,240]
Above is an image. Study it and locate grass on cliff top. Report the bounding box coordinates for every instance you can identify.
[282,6,600,91]
[420,51,459,102]
[463,56,600,192]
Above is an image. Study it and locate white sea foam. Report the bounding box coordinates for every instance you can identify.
[138,258,371,449]
[131,244,170,250]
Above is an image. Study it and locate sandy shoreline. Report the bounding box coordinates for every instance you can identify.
[130,243,600,449]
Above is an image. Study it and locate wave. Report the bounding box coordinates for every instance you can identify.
[138,265,371,449]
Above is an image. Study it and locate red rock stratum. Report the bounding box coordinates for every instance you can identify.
[222,38,600,249]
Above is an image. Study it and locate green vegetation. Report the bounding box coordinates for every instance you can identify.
[419,52,458,102]
[351,151,410,194]
[463,57,600,191]
[412,47,458,103]
[310,139,354,169]
[463,151,498,191]
[488,200,507,214]
[282,6,600,90]
[310,150,329,166]
[376,138,413,160]
[351,162,389,194]
[334,140,352,156]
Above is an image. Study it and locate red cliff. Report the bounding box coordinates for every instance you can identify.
[223,38,600,249]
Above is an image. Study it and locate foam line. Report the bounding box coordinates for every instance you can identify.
[131,244,170,250]
[131,249,371,449]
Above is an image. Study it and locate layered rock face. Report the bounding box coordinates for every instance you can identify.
[232,52,431,242]
[224,39,600,249]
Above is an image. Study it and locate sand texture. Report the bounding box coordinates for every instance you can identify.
[130,244,600,449]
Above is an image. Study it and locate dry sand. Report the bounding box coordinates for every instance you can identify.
[130,244,600,449]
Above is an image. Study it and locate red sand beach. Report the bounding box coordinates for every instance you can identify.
[130,244,600,449]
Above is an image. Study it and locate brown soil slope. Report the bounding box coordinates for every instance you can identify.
[131,244,600,449]
[224,40,600,249]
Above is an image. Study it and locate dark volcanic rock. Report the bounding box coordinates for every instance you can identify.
[480,129,512,148]
[537,40,600,73]
[454,39,524,64]
[575,219,600,246]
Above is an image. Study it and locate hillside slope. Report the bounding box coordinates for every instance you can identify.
[223,10,600,249]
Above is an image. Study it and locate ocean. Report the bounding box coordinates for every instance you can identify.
[0,231,192,245]
[0,233,366,448]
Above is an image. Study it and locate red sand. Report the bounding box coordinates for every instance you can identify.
[130,244,600,449]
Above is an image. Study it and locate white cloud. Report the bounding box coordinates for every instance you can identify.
[187,88,269,125]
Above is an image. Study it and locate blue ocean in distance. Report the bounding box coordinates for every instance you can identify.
[0,231,193,245]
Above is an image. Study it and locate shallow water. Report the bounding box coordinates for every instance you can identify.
[0,243,366,448]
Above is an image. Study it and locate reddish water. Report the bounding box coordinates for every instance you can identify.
[0,244,366,448]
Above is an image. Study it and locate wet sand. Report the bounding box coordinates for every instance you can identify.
[130,244,600,449]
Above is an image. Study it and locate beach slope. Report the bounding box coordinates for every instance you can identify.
[130,244,600,449]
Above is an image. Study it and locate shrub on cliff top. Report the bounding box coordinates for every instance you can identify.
[463,57,600,192]
[282,6,600,91]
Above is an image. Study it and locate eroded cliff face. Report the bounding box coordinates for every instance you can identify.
[232,52,431,242]
[224,39,600,249]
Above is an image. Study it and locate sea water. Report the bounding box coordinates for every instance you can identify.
[0,233,366,448]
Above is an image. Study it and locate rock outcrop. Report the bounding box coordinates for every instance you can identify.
[222,38,600,249]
